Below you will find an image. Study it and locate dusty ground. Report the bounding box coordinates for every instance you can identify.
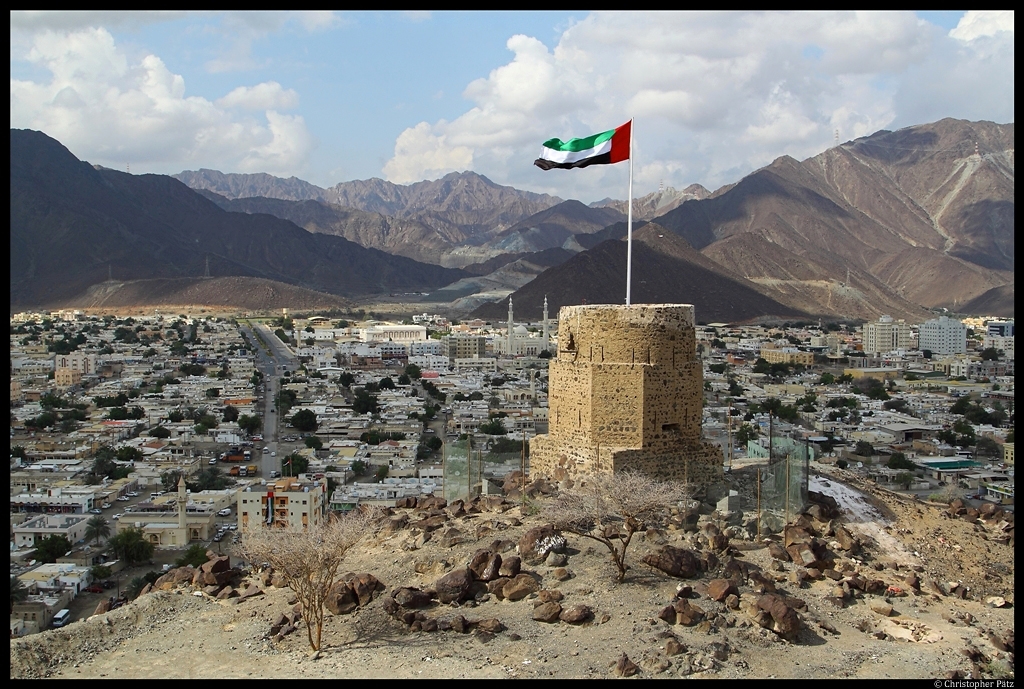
[11,464,1015,679]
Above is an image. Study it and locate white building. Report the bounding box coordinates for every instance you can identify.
[919,316,967,356]
[238,477,327,531]
[862,315,910,356]
[358,324,427,344]
[494,296,552,357]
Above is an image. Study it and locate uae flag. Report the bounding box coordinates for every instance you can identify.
[534,120,631,170]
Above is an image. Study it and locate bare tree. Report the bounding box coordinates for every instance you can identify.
[238,509,382,652]
[544,470,685,583]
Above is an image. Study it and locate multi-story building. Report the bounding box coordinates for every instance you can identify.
[238,477,327,531]
[446,335,487,362]
[987,320,1014,338]
[919,316,966,356]
[862,315,910,356]
[758,347,814,366]
[54,352,98,375]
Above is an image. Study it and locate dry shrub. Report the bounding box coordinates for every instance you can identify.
[544,470,686,582]
[239,508,384,651]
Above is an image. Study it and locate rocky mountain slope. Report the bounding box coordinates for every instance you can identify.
[174,169,563,259]
[472,225,805,322]
[11,465,1014,680]
[591,183,711,219]
[61,276,352,312]
[652,119,1014,316]
[10,129,467,308]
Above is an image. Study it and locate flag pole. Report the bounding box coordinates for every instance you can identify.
[625,117,634,306]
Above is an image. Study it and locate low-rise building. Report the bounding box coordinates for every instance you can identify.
[238,477,327,531]
[13,514,90,549]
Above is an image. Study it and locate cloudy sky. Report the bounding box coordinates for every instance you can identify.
[10,11,1014,203]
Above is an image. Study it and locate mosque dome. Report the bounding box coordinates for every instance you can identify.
[514,325,529,335]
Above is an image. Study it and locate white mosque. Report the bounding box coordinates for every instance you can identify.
[494,296,553,357]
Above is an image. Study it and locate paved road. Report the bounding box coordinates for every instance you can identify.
[241,322,283,478]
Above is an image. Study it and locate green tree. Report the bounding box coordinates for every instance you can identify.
[175,543,211,568]
[374,465,389,481]
[238,414,262,435]
[222,405,239,423]
[479,419,507,435]
[752,358,770,374]
[895,472,914,490]
[149,425,171,439]
[353,389,379,415]
[980,347,1000,361]
[161,470,184,493]
[10,575,29,612]
[736,423,758,446]
[84,515,111,546]
[708,363,728,374]
[304,435,323,450]
[404,363,422,379]
[34,535,72,563]
[350,459,368,476]
[854,440,875,457]
[338,372,355,388]
[378,376,396,390]
[886,452,915,470]
[819,372,835,385]
[109,527,155,566]
[290,409,319,433]
[975,436,1001,458]
[125,576,148,600]
[283,453,310,476]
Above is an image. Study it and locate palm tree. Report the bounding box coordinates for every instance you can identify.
[109,527,155,566]
[10,575,30,612]
[84,515,111,546]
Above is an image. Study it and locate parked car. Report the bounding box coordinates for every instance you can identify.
[89,508,102,514]
[127,492,139,497]
[112,513,123,520]
[212,534,223,542]
[84,584,104,594]
[117,496,130,502]
[217,508,232,517]
[209,458,218,465]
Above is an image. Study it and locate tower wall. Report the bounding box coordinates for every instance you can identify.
[530,304,722,486]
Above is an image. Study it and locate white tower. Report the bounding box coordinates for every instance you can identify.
[542,296,550,352]
[507,297,514,356]
[177,475,187,530]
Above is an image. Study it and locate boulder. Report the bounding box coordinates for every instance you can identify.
[410,515,447,532]
[551,567,572,581]
[93,599,111,616]
[665,638,687,656]
[544,551,568,567]
[532,601,562,623]
[672,599,706,626]
[614,653,640,677]
[768,541,791,562]
[435,568,474,604]
[270,573,287,588]
[502,574,540,601]
[450,614,469,634]
[517,524,567,566]
[641,546,702,579]
[486,577,510,598]
[216,586,236,600]
[326,581,358,615]
[756,594,801,640]
[469,550,502,582]
[707,579,737,602]
[393,587,434,609]
[785,542,820,569]
[346,572,384,606]
[870,602,894,617]
[237,584,264,601]
[834,525,857,552]
[537,589,564,603]
[474,618,504,634]
[438,528,465,548]
[498,555,521,578]
[559,604,592,624]
[201,556,231,574]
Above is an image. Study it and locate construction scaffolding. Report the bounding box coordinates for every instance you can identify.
[442,436,528,502]
[756,433,813,534]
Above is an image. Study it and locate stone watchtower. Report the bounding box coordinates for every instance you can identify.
[530,304,723,487]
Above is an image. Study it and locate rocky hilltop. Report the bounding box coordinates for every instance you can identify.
[11,465,1014,680]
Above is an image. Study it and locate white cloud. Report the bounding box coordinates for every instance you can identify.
[384,11,1014,201]
[10,27,314,176]
[949,10,1014,41]
[216,82,299,110]
[10,10,189,32]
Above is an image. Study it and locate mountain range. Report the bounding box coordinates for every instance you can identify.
[10,118,1014,320]
[10,130,466,309]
